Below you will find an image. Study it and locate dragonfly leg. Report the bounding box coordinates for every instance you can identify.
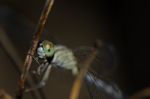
[27,53,41,65]
[25,64,52,92]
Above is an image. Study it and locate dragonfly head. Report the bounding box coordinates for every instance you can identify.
[37,40,55,58]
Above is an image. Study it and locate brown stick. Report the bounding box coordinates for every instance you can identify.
[17,0,54,98]
[129,87,150,99]
[0,89,12,99]
[69,40,102,99]
[0,28,42,99]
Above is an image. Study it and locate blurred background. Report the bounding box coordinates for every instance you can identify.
[0,0,150,99]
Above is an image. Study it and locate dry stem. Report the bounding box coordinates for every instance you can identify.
[69,40,102,99]
[129,87,150,99]
[0,28,42,99]
[17,0,54,98]
[0,89,12,99]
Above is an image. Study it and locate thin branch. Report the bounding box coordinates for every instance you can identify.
[129,87,150,99]
[69,40,103,99]
[0,28,42,99]
[17,0,54,98]
[0,89,13,99]
[0,28,22,71]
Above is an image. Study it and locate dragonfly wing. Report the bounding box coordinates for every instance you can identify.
[73,43,123,99]
[85,70,123,99]
[73,43,118,77]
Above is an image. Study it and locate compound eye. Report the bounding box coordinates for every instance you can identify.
[42,40,54,52]
[48,49,50,52]
[45,44,51,50]
[37,47,44,53]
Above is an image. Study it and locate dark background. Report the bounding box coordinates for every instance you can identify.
[0,0,149,99]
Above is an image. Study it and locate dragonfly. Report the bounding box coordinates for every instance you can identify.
[25,40,124,99]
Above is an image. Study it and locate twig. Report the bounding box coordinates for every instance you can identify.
[0,89,12,99]
[129,87,150,99]
[69,40,102,99]
[0,28,42,99]
[17,0,54,98]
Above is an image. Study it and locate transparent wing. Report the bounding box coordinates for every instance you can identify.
[73,44,124,99]
[85,70,123,99]
[73,43,118,77]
